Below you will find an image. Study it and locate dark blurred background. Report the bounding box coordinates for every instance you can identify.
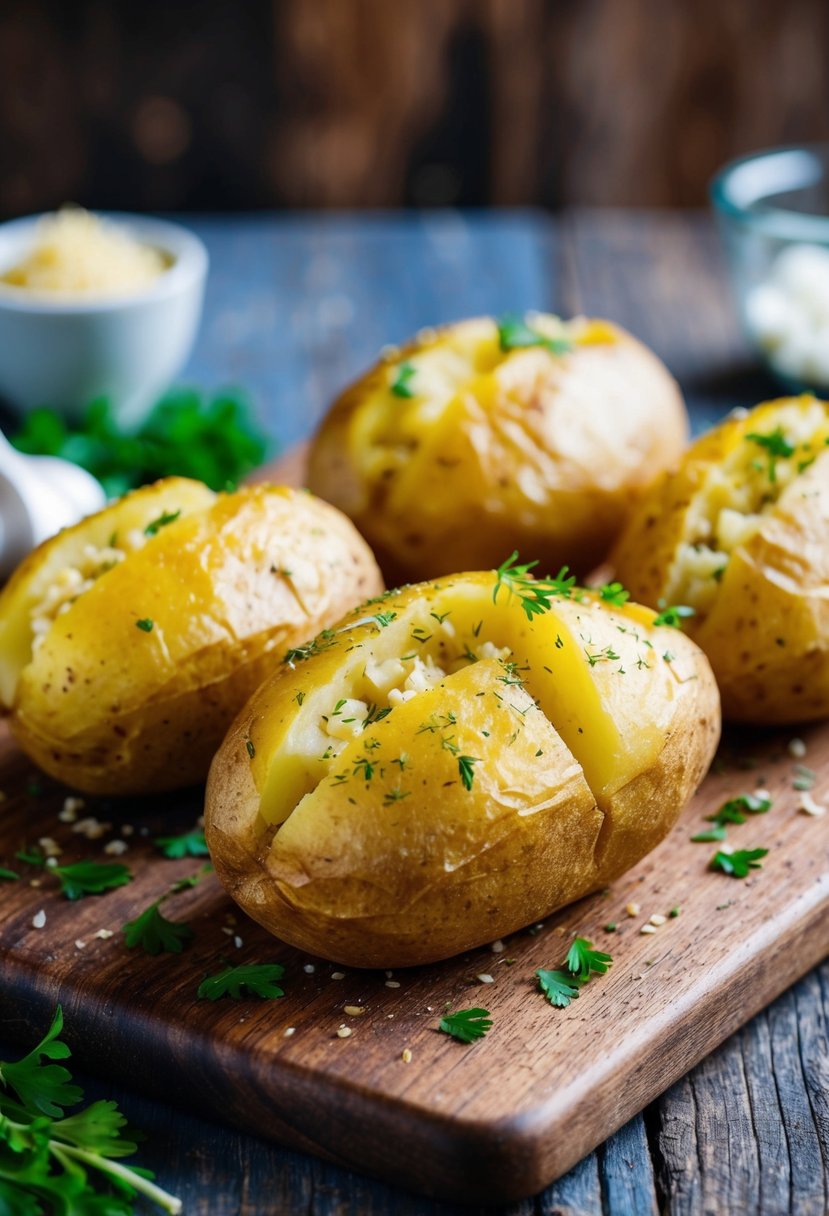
[1,0,827,217]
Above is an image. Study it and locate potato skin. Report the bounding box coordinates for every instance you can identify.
[0,479,383,794]
[205,573,719,967]
[613,397,829,724]
[307,316,688,585]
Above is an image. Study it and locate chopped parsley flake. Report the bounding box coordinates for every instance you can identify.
[746,427,795,481]
[144,509,181,536]
[598,581,630,606]
[497,314,573,356]
[711,848,768,878]
[653,604,695,628]
[135,618,154,632]
[390,361,417,398]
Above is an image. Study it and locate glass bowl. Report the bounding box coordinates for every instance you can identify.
[711,144,829,394]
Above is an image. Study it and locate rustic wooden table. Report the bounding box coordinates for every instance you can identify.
[6,210,828,1215]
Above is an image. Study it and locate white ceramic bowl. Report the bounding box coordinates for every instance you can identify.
[0,212,208,430]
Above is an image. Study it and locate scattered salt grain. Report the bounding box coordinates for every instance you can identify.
[32,910,46,929]
[233,936,243,949]
[625,902,640,917]
[104,839,128,856]
[74,939,86,950]
[640,924,657,935]
[93,928,114,940]
[344,1005,365,1016]
[649,913,667,927]
[221,926,234,936]
[337,1025,352,1038]
[303,963,316,974]
[490,939,505,954]
[284,1027,296,1037]
[331,971,345,980]
[476,974,494,984]
[788,738,807,758]
[385,980,401,989]
[401,1048,413,1064]
[38,836,62,857]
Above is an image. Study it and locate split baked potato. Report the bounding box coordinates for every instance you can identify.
[205,568,719,967]
[0,478,382,794]
[307,314,688,584]
[613,395,829,723]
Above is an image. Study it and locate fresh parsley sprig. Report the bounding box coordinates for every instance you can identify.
[538,936,613,1008]
[197,963,286,1001]
[144,509,181,537]
[438,1008,492,1043]
[497,314,573,356]
[0,1007,181,1213]
[493,551,576,620]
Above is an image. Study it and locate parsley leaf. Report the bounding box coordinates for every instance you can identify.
[652,604,695,628]
[144,509,181,537]
[373,611,397,628]
[438,1007,492,1043]
[598,581,630,606]
[497,314,573,356]
[197,964,285,1001]
[135,618,154,632]
[123,901,194,955]
[0,1007,80,1117]
[53,860,132,900]
[537,968,581,1007]
[154,830,209,859]
[565,937,613,982]
[0,1006,182,1212]
[711,848,769,878]
[390,361,417,398]
[458,755,479,791]
[493,551,576,619]
[0,866,19,881]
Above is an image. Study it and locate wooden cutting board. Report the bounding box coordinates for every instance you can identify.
[2,722,828,1205]
[1,448,828,1204]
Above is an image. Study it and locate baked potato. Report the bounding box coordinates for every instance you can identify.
[307,314,688,585]
[0,477,383,794]
[613,395,829,723]
[205,566,719,967]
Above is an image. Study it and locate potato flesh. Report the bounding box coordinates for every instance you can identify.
[259,578,687,832]
[0,478,216,706]
[665,400,829,616]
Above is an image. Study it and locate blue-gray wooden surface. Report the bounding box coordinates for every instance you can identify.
[12,211,829,1215]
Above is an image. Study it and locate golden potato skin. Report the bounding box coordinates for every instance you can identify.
[206,573,719,967]
[0,479,383,794]
[307,316,688,584]
[613,396,829,724]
